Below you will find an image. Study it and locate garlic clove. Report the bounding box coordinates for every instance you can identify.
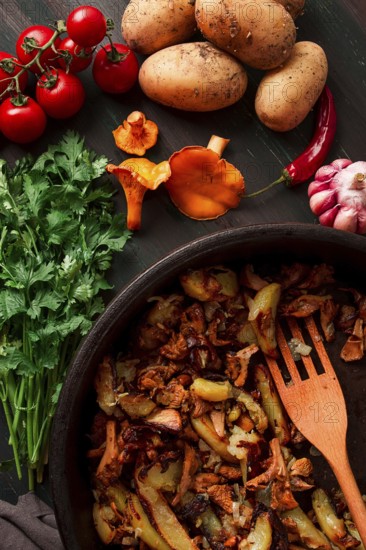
[314,164,338,182]
[319,205,339,227]
[309,188,336,215]
[356,209,366,234]
[333,207,358,233]
[308,179,331,197]
[330,158,353,171]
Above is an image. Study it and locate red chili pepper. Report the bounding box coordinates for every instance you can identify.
[283,85,337,186]
[246,85,337,197]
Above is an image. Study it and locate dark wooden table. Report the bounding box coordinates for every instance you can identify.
[0,0,365,510]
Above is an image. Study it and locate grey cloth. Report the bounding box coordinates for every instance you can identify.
[0,492,64,550]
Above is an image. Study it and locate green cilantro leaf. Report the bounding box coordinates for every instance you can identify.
[0,132,131,487]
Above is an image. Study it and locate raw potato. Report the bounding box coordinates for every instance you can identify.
[138,42,248,112]
[195,0,296,70]
[255,41,328,132]
[274,0,305,19]
[121,0,196,55]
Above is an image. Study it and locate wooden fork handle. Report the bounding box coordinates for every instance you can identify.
[330,450,366,546]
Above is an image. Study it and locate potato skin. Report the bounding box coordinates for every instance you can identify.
[121,0,196,55]
[255,41,328,132]
[275,0,305,19]
[138,42,248,112]
[195,0,296,70]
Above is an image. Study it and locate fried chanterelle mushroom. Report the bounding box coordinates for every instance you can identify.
[88,261,365,549]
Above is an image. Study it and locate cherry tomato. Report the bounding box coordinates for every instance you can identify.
[0,96,47,143]
[57,36,93,73]
[66,6,107,48]
[92,43,139,94]
[16,25,61,73]
[36,68,85,119]
[0,51,28,98]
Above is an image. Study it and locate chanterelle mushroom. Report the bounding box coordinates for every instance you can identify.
[340,318,364,361]
[246,437,298,512]
[164,135,245,220]
[96,420,122,485]
[112,111,159,156]
[106,158,171,230]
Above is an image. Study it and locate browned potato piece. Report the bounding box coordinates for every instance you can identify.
[312,489,360,548]
[92,503,116,544]
[135,469,199,550]
[195,0,296,70]
[180,266,239,302]
[107,485,171,550]
[254,364,291,444]
[145,461,183,492]
[121,0,196,55]
[275,0,305,18]
[247,282,281,357]
[191,414,238,463]
[139,42,248,112]
[118,393,156,417]
[246,511,273,550]
[190,378,233,402]
[255,41,328,132]
[282,506,331,549]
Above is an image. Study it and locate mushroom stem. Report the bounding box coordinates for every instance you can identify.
[127,111,146,131]
[207,135,230,158]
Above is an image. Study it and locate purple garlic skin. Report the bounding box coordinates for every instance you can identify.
[308,159,366,234]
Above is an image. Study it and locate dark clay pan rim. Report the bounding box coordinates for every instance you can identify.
[50,223,366,550]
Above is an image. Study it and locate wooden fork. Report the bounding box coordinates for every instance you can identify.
[265,315,366,546]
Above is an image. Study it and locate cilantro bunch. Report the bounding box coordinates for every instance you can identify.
[0,132,130,488]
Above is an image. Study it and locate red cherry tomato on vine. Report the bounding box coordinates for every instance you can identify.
[16,25,60,73]
[92,43,139,94]
[57,36,93,73]
[36,68,85,119]
[0,51,28,98]
[0,96,47,143]
[66,6,107,48]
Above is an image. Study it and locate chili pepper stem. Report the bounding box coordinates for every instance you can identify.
[244,174,287,198]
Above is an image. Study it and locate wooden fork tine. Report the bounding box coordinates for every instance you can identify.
[304,315,335,376]
[265,353,288,393]
[275,321,302,385]
[286,317,319,379]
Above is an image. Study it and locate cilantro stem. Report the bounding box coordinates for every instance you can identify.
[0,392,22,479]
[4,371,16,417]
[11,377,26,437]
[24,223,40,257]
[32,374,41,458]
[28,467,35,491]
[0,131,130,488]
[36,414,53,483]
[26,376,35,464]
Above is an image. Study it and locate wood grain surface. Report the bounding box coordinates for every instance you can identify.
[0,0,366,507]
